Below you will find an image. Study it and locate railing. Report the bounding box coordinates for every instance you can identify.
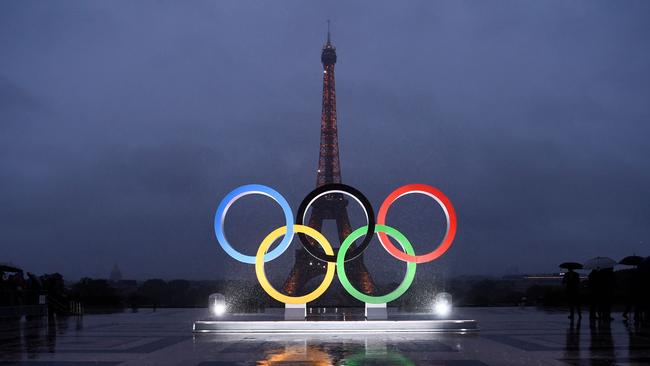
[69,300,84,315]
[47,295,84,316]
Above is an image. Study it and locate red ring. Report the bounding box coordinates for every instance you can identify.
[376,184,457,264]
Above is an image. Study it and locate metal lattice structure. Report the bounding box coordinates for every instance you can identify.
[282,26,376,304]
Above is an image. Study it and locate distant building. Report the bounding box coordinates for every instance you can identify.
[503,273,564,292]
[109,264,123,282]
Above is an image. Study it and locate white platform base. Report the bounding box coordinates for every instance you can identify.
[365,303,387,320]
[284,304,306,320]
[193,319,478,334]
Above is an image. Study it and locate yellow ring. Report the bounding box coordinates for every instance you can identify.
[255,225,336,304]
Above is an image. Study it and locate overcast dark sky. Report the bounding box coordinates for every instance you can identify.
[1,1,649,282]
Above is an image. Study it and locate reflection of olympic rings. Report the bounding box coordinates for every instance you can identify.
[296,183,375,263]
[344,351,416,366]
[214,183,457,303]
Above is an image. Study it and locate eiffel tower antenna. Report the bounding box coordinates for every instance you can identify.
[327,19,331,43]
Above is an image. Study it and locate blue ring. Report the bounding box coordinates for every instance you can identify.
[214,184,294,264]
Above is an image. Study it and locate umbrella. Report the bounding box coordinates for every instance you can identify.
[584,257,617,270]
[559,262,584,270]
[619,255,644,266]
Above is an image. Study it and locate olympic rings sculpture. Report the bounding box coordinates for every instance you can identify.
[214,183,457,304]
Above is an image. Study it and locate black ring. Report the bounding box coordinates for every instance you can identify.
[296,183,375,263]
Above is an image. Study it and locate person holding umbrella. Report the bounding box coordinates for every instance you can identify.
[600,267,616,321]
[619,255,644,322]
[636,257,650,322]
[584,257,617,321]
[560,262,583,320]
[586,268,600,320]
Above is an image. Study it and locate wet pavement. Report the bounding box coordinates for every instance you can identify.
[1,307,649,365]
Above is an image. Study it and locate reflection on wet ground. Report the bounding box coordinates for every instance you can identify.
[0,316,82,360]
[196,331,469,366]
[1,308,650,365]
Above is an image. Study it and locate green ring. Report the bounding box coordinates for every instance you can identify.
[337,224,417,304]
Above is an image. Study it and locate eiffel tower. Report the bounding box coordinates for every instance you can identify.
[282,24,375,306]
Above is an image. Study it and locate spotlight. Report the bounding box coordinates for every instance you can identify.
[212,303,226,316]
[433,292,452,317]
[434,300,451,316]
[209,293,226,317]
